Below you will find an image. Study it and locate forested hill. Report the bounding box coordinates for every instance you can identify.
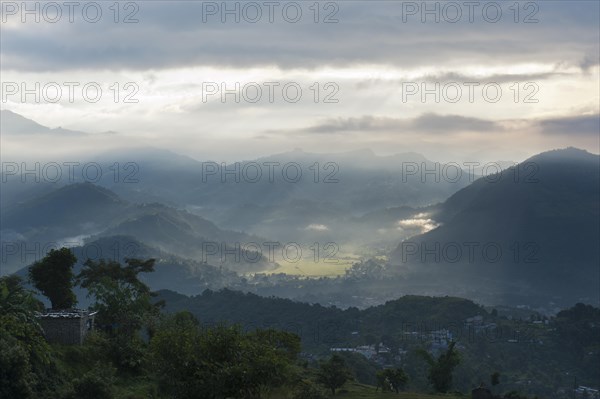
[158,289,487,342]
[157,288,600,396]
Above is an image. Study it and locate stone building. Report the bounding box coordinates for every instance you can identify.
[37,309,98,345]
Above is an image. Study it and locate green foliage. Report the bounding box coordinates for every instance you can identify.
[0,331,35,398]
[28,248,77,309]
[376,368,409,393]
[78,258,162,338]
[72,363,116,399]
[491,371,500,386]
[2,266,598,399]
[317,354,353,395]
[336,351,379,386]
[292,380,328,399]
[161,289,487,354]
[150,312,300,398]
[0,275,44,327]
[0,276,64,398]
[554,303,600,354]
[110,334,147,373]
[77,258,163,374]
[417,341,460,393]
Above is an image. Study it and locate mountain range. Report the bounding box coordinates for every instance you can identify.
[1,111,598,310]
[390,147,600,306]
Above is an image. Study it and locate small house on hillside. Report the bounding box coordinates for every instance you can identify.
[37,309,97,345]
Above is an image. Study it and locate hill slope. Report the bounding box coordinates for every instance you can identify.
[1,183,270,275]
[390,148,600,306]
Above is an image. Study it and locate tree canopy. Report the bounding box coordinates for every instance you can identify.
[150,312,300,399]
[0,276,52,398]
[317,354,353,395]
[376,368,409,393]
[28,248,77,309]
[77,258,162,337]
[418,341,461,393]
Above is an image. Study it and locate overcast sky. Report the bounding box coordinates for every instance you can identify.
[1,0,599,162]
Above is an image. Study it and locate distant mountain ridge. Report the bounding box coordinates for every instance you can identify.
[390,147,600,306]
[0,112,481,258]
[0,109,86,135]
[1,183,271,275]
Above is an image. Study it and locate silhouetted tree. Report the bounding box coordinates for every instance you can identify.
[0,276,51,398]
[491,371,500,386]
[29,248,77,309]
[77,258,161,337]
[417,341,460,392]
[376,368,409,393]
[77,258,164,372]
[317,354,353,395]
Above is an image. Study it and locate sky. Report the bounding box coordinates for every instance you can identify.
[1,0,599,163]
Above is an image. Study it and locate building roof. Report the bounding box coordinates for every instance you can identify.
[37,309,98,319]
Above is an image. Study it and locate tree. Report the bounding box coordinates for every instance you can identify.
[375,370,390,392]
[0,276,52,398]
[77,258,163,372]
[317,354,353,395]
[77,258,162,338]
[293,380,328,399]
[386,368,409,393]
[376,368,409,393]
[150,315,299,399]
[72,363,116,399]
[28,248,77,309]
[491,371,500,386]
[417,341,460,393]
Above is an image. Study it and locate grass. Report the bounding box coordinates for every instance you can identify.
[334,382,464,399]
[266,382,464,399]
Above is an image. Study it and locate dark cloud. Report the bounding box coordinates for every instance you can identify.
[537,114,600,136]
[411,113,502,133]
[1,1,598,71]
[289,113,503,135]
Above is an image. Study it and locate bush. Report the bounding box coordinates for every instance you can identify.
[72,363,116,399]
[292,380,328,399]
[0,333,35,399]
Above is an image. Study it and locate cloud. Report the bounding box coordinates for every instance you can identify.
[579,55,600,71]
[305,224,329,231]
[277,112,600,141]
[294,113,504,135]
[397,217,439,234]
[1,2,598,72]
[411,113,502,133]
[536,114,600,136]
[1,2,599,162]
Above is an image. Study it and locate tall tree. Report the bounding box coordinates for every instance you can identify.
[28,248,77,309]
[0,276,50,398]
[491,371,500,386]
[317,354,353,395]
[77,258,163,372]
[375,368,409,393]
[77,258,161,337]
[417,341,460,393]
[386,368,409,393]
